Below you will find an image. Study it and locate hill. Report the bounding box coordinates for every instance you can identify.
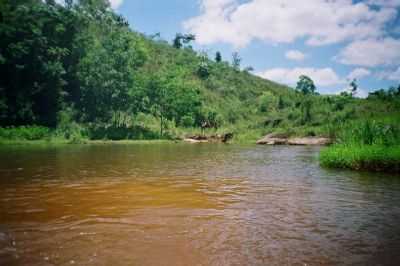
[0,0,399,144]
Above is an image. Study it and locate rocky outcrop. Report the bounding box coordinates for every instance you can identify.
[257,134,332,146]
[184,133,234,143]
[287,137,332,145]
[256,133,289,145]
[183,138,209,143]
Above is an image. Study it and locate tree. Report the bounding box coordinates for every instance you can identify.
[301,99,312,124]
[172,33,195,49]
[349,79,357,97]
[296,75,316,95]
[79,0,110,12]
[258,91,277,112]
[277,96,285,109]
[77,22,147,124]
[244,66,254,72]
[173,34,183,49]
[65,0,73,8]
[0,1,71,126]
[146,69,202,135]
[215,51,222,63]
[232,52,241,71]
[197,53,210,79]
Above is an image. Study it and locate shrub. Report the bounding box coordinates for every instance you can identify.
[181,115,195,127]
[0,126,51,140]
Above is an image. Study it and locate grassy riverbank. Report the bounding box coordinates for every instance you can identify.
[320,145,400,173]
[320,118,400,173]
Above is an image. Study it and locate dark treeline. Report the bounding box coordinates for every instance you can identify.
[0,0,205,139]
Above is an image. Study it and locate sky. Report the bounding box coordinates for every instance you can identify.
[113,0,400,97]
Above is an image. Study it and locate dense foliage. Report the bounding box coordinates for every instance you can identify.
[1,0,399,143]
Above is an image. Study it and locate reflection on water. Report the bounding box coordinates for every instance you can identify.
[1,144,400,265]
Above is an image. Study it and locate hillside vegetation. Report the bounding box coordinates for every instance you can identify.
[1,0,399,146]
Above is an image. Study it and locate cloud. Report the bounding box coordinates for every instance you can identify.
[257,67,343,87]
[184,0,397,48]
[367,0,400,7]
[109,0,124,9]
[377,67,400,81]
[355,88,369,98]
[336,38,400,67]
[285,50,306,61]
[337,86,369,98]
[347,68,371,80]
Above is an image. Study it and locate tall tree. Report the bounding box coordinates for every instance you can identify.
[350,79,358,97]
[215,51,222,63]
[232,52,241,71]
[77,21,147,123]
[296,75,316,95]
[0,1,71,126]
[172,33,195,49]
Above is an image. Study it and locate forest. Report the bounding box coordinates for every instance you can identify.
[1,0,399,171]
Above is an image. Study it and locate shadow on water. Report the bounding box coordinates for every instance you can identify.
[0,143,400,265]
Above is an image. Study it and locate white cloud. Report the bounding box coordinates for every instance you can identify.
[337,38,400,67]
[355,88,369,98]
[285,50,306,61]
[257,67,343,87]
[184,0,397,48]
[109,0,124,9]
[377,67,400,81]
[367,0,400,7]
[337,86,368,98]
[347,68,371,80]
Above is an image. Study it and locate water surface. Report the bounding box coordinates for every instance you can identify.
[1,143,400,265]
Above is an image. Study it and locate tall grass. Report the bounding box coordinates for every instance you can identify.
[335,119,400,146]
[320,118,400,173]
[320,145,400,172]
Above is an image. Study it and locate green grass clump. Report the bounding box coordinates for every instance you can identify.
[335,119,400,146]
[320,145,400,173]
[320,118,400,173]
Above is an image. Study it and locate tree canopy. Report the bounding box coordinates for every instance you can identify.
[296,75,316,95]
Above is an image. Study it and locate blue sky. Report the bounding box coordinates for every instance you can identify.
[114,0,400,97]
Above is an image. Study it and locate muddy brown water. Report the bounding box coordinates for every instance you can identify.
[0,143,400,266]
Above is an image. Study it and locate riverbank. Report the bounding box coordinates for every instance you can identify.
[320,145,400,173]
[0,139,174,146]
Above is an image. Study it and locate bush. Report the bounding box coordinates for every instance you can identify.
[181,115,195,127]
[56,107,88,141]
[0,126,51,140]
[87,124,160,140]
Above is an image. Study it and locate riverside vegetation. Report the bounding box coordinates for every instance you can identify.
[0,0,399,172]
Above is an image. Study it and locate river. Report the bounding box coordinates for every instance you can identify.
[0,143,399,265]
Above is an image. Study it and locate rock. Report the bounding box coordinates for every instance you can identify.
[183,133,233,143]
[256,133,288,145]
[221,133,233,143]
[257,133,332,146]
[188,135,208,141]
[288,137,332,146]
[183,138,208,143]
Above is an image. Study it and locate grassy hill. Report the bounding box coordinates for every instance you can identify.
[0,0,399,146]
[137,34,400,143]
